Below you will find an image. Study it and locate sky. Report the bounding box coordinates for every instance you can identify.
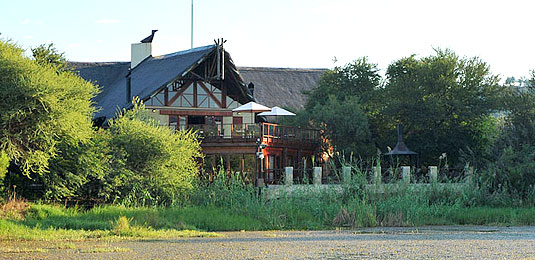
[1,0,533,79]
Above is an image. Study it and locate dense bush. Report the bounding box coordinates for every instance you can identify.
[306,96,375,157]
[479,146,535,204]
[42,131,112,201]
[0,40,97,176]
[467,75,535,205]
[1,39,202,204]
[105,99,202,206]
[12,100,203,205]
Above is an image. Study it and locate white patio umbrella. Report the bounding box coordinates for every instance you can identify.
[232,102,271,126]
[257,106,296,116]
[258,106,296,123]
[232,102,271,112]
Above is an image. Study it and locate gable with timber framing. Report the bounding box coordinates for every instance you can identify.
[146,80,241,109]
[70,42,254,124]
[141,41,249,113]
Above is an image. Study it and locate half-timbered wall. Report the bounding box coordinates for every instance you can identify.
[146,80,240,110]
[145,79,244,134]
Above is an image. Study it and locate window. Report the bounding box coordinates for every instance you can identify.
[232,117,243,137]
[165,81,227,108]
[179,116,187,131]
[206,116,223,137]
[169,115,178,132]
[226,96,240,109]
[181,85,194,107]
[187,115,205,134]
[268,155,275,181]
[197,85,209,108]
[148,89,165,106]
[209,84,222,107]
[197,83,221,108]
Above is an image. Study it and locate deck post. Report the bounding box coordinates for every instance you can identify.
[225,154,231,177]
[401,166,411,183]
[374,165,382,185]
[303,156,307,183]
[297,150,302,182]
[285,167,293,185]
[464,163,474,184]
[429,166,438,183]
[342,166,351,184]
[313,167,322,185]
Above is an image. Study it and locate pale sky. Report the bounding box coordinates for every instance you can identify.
[1,0,533,79]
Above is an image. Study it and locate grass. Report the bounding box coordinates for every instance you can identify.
[0,202,222,241]
[2,174,535,240]
[0,217,221,241]
[0,247,48,253]
[22,204,264,231]
[0,243,129,255]
[3,196,535,242]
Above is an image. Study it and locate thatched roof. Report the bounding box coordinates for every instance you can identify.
[70,57,327,121]
[238,67,327,109]
[70,61,130,120]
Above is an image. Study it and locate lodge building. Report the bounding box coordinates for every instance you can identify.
[71,33,326,185]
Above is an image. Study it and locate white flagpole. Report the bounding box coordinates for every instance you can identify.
[191,0,194,49]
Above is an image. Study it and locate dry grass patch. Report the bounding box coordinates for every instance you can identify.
[0,196,30,220]
[0,247,48,253]
[54,242,77,249]
[80,247,131,253]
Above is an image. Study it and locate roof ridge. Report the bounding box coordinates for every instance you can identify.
[68,61,130,67]
[237,66,328,72]
[152,44,216,59]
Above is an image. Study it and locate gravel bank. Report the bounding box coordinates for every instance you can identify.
[2,226,535,259]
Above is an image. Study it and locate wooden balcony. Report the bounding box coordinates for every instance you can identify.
[191,123,320,154]
[261,123,320,146]
[190,123,319,143]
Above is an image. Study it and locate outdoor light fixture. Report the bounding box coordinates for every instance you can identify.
[256,152,264,159]
[256,138,266,159]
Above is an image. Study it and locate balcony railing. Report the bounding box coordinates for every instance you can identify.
[262,123,320,143]
[187,123,319,143]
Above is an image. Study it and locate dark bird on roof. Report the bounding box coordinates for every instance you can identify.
[140,30,158,43]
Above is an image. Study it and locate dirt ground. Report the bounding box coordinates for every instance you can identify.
[2,226,535,259]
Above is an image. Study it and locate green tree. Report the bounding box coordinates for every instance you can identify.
[306,95,374,157]
[530,70,535,89]
[0,151,8,186]
[0,42,107,201]
[31,43,67,71]
[0,39,98,176]
[305,57,381,111]
[478,70,535,200]
[303,58,381,157]
[380,49,503,165]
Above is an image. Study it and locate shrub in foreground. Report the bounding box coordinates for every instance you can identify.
[0,39,97,176]
[105,99,202,206]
